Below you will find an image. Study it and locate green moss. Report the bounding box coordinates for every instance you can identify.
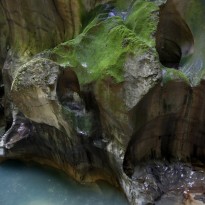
[125,0,159,48]
[52,14,152,84]
[162,68,190,84]
[50,0,160,85]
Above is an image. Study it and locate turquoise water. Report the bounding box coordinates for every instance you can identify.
[0,160,129,205]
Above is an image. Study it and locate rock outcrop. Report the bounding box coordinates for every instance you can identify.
[0,0,205,205]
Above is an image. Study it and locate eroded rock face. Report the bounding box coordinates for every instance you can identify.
[0,0,113,60]
[0,0,205,205]
[123,81,205,175]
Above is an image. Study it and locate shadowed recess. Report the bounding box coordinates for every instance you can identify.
[57,68,82,110]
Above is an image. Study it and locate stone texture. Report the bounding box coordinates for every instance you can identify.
[123,81,205,174]
[0,0,205,205]
[0,0,113,58]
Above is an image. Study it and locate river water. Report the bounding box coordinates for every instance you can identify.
[0,160,129,205]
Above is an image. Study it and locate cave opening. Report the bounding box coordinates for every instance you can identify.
[56,68,103,140]
[56,68,83,111]
[156,0,194,69]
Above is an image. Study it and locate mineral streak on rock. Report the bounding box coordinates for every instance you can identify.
[0,0,205,205]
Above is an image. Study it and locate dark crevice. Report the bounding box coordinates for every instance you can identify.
[56,68,103,140]
[56,67,82,111]
[81,84,97,111]
[0,69,5,133]
[82,88,103,140]
[0,84,4,97]
[4,119,12,132]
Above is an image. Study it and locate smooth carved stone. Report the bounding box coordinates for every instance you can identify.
[11,58,62,129]
[124,81,205,177]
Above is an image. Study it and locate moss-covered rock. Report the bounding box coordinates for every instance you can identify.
[162,68,190,84]
[52,16,147,84]
[52,0,160,85]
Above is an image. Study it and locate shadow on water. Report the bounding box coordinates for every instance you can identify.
[0,160,129,205]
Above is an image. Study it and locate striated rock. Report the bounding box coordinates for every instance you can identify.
[0,0,113,58]
[123,81,205,175]
[0,0,205,205]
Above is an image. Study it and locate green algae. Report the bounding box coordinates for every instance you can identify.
[162,68,190,84]
[125,0,159,48]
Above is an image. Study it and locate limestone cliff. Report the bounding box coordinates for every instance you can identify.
[0,0,205,205]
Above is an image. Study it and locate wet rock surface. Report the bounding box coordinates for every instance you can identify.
[131,161,205,204]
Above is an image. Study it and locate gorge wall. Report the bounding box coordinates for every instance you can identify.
[0,0,205,204]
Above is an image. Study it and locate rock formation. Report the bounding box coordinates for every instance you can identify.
[0,0,205,204]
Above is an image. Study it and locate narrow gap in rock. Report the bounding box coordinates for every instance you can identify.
[81,87,103,140]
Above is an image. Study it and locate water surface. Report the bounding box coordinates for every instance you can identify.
[0,160,129,205]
